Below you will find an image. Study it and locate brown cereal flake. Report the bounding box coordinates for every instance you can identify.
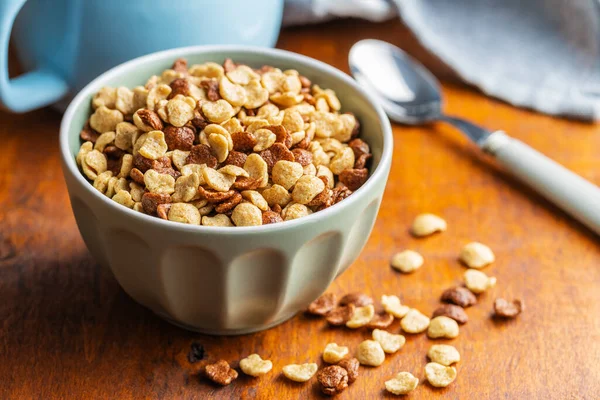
[337,358,359,384]
[168,78,191,99]
[200,79,221,102]
[331,185,352,205]
[339,293,373,307]
[197,186,236,203]
[222,58,236,73]
[271,204,282,214]
[326,304,355,326]
[348,138,370,158]
[186,144,218,168]
[164,125,195,151]
[366,312,394,329]
[307,293,337,316]
[103,145,125,159]
[291,148,313,167]
[299,75,311,88]
[223,151,248,168]
[432,304,468,324]
[493,298,524,318]
[156,203,172,220]
[172,58,188,74]
[134,109,164,131]
[262,210,283,225]
[259,143,294,173]
[317,365,348,396]
[354,153,372,169]
[141,192,171,215]
[205,360,238,386]
[231,176,261,190]
[129,168,145,184]
[441,287,478,308]
[191,109,209,130]
[214,192,242,213]
[265,125,292,148]
[339,168,368,191]
[231,130,257,153]
[80,121,100,143]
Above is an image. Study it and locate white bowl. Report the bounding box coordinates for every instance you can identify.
[59,46,393,335]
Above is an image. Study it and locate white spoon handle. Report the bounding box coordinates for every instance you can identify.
[482,131,600,235]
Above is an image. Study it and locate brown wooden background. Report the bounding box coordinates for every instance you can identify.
[1,19,599,399]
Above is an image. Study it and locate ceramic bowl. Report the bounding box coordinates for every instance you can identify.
[59,46,393,335]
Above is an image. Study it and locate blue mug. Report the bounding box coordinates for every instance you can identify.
[0,0,284,113]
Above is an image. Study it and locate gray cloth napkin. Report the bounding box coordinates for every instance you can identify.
[283,0,600,121]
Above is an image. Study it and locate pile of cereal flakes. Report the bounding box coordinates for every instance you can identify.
[76,58,372,226]
[193,215,523,396]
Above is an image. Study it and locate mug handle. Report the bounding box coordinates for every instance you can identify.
[0,0,69,113]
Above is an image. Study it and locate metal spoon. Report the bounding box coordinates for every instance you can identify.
[349,39,600,235]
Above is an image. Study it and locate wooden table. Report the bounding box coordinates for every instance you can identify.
[1,19,599,399]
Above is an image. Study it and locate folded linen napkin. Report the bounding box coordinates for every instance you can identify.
[283,0,600,121]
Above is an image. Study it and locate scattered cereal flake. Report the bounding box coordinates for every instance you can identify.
[205,360,238,386]
[427,316,459,339]
[441,286,477,307]
[381,295,410,318]
[432,304,468,325]
[493,298,524,318]
[400,309,430,334]
[390,250,424,273]
[282,363,318,382]
[338,358,359,384]
[464,269,496,294]
[385,372,419,395]
[346,304,375,329]
[425,362,457,388]
[460,242,495,268]
[239,354,273,377]
[427,345,460,366]
[322,343,349,364]
[356,340,385,367]
[411,213,447,237]
[372,329,406,354]
[317,365,348,396]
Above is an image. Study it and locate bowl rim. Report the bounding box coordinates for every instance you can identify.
[60,45,393,235]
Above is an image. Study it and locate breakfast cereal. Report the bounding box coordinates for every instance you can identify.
[356,340,385,366]
[385,372,419,395]
[282,363,318,382]
[424,362,457,387]
[459,241,495,268]
[322,343,349,364]
[77,58,371,226]
[427,345,460,366]
[239,354,272,377]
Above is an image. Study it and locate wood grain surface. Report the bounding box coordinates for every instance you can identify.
[1,19,599,399]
